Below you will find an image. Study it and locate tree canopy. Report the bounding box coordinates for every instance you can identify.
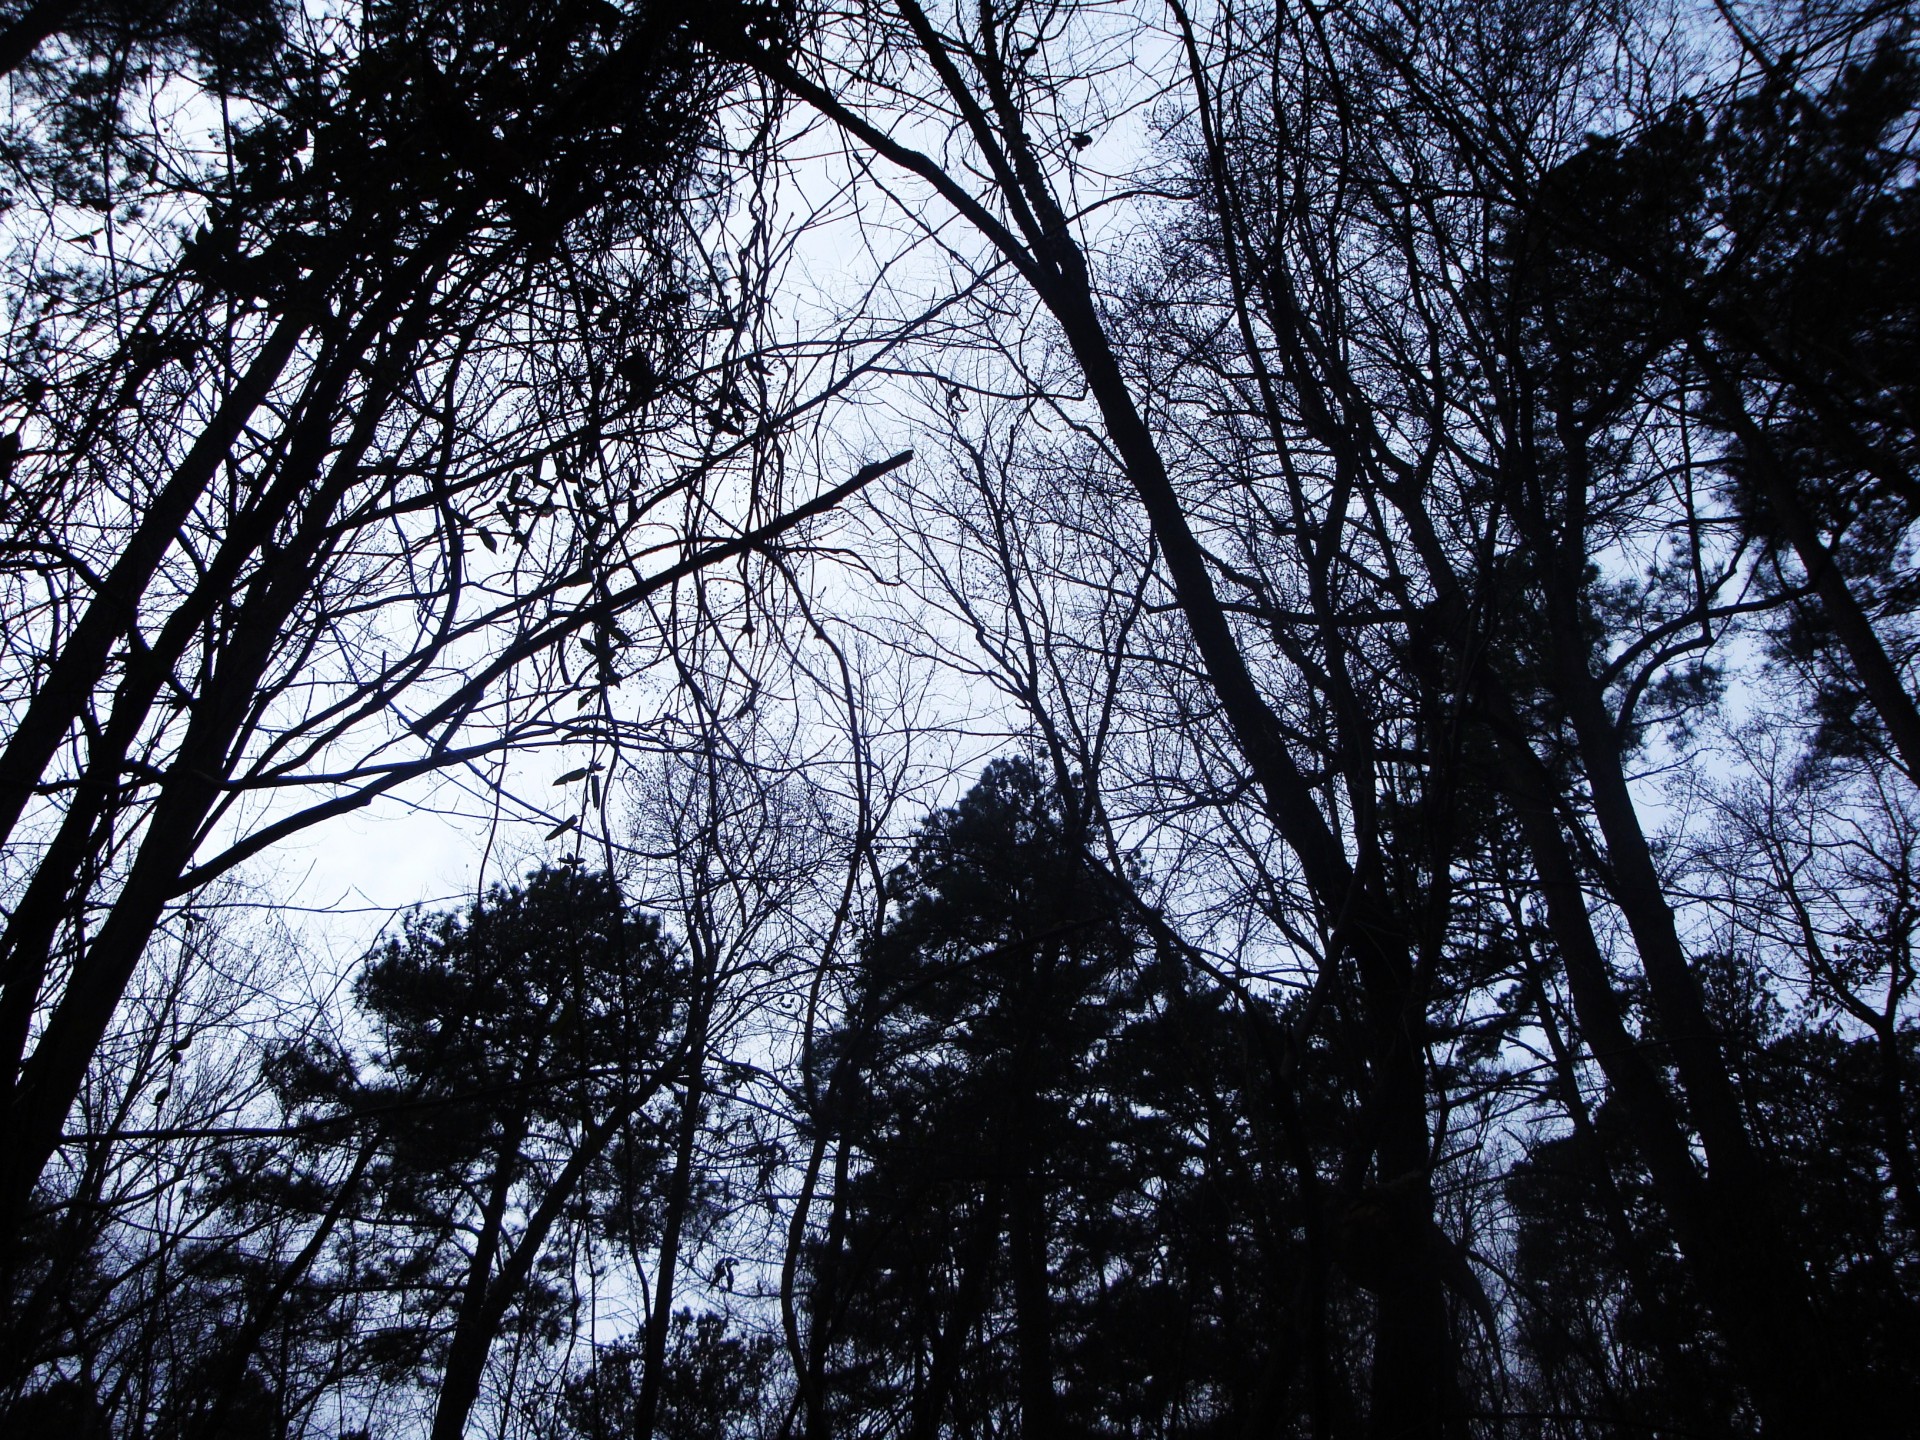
[2,2,1918,1438]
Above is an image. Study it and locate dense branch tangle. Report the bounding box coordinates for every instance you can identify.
[0,0,888,1242]
[2,2,1918,1437]
[699,1,1920,1437]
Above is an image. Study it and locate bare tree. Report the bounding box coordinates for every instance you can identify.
[0,0,912,1254]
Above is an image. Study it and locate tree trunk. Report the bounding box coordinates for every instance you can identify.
[429,1123,528,1440]
[906,1179,1005,1440]
[0,306,307,881]
[1696,353,1920,784]
[1870,1020,1920,1249]
[429,1090,666,1440]
[635,1060,706,1440]
[0,227,466,1235]
[1491,718,1836,1438]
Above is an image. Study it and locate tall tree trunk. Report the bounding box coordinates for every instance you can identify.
[0,226,465,1236]
[1491,718,1835,1438]
[1006,1167,1057,1439]
[430,1089,667,1440]
[1006,953,1059,1439]
[429,1118,530,1440]
[0,306,308,876]
[1046,286,1459,1437]
[635,1059,706,1440]
[716,16,1462,1430]
[1870,1020,1920,1250]
[194,1135,379,1440]
[906,1179,1005,1440]
[1387,454,1842,1435]
[0,304,368,1090]
[1695,353,1920,783]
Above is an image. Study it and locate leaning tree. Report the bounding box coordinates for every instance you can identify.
[0,0,909,1253]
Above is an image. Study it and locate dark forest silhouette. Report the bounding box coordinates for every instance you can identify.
[0,0,1916,1436]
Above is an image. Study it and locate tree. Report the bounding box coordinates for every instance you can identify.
[0,0,910,1247]
[807,760,1135,1436]
[558,1311,779,1440]
[695,6,1483,1428]
[0,0,281,81]
[1525,27,1920,780]
[698,0,1920,1432]
[8,2,1919,1436]
[802,759,1326,1438]
[183,865,686,1440]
